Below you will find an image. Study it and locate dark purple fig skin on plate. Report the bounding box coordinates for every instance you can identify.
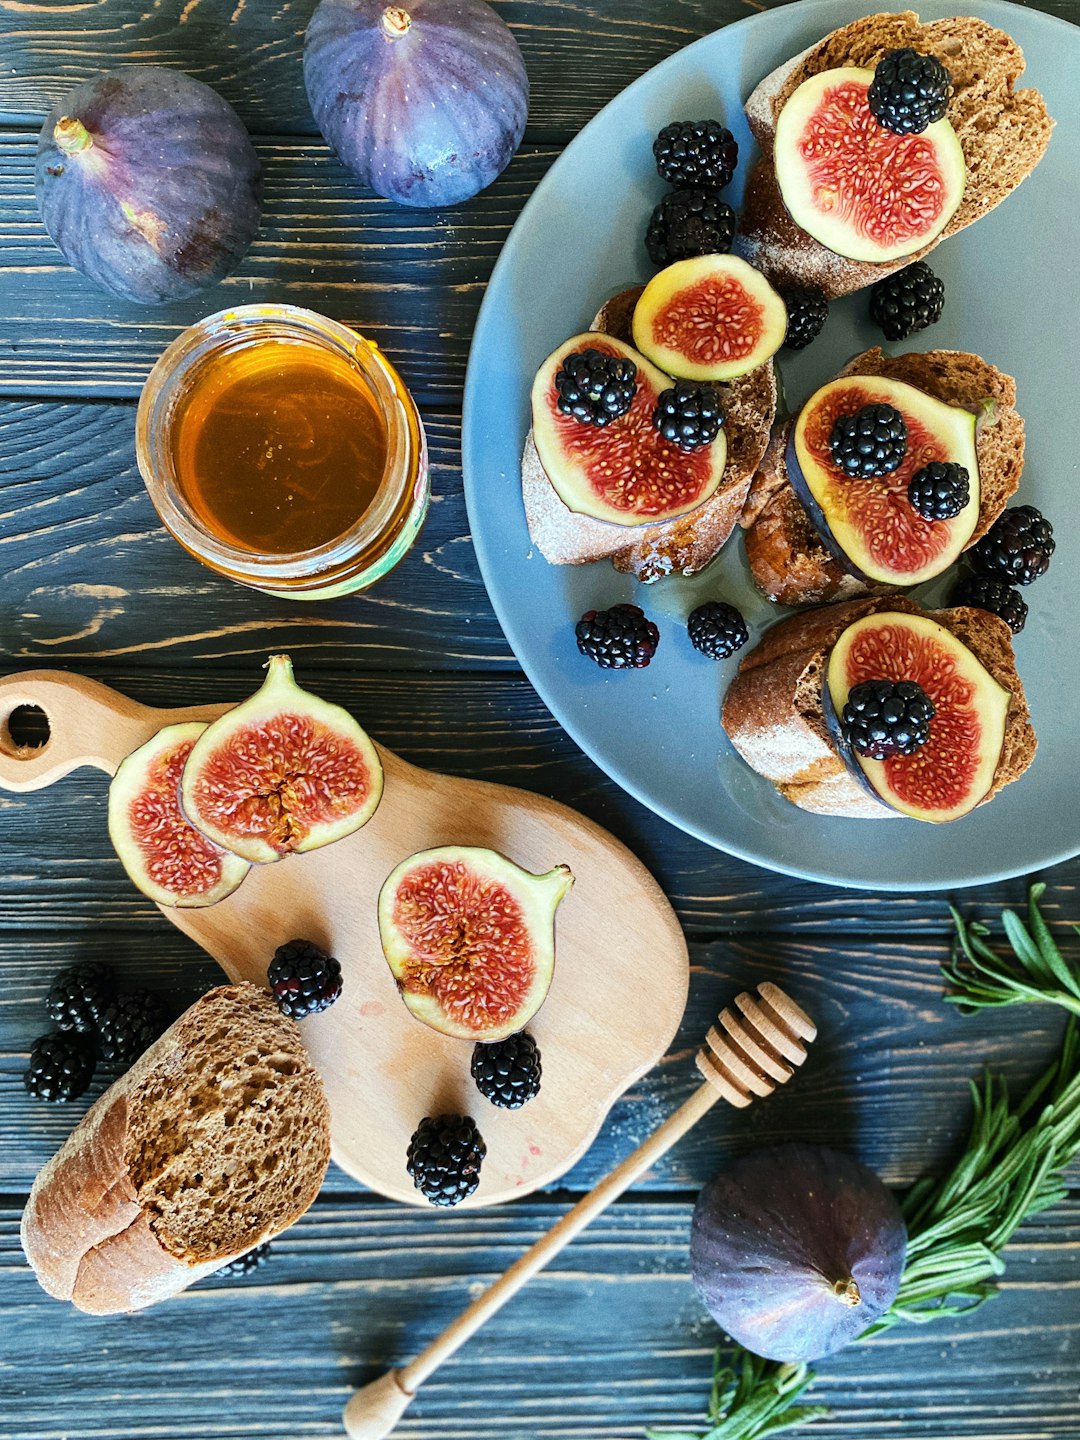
[304,0,528,208]
[821,671,895,809]
[35,66,261,306]
[785,426,877,586]
[690,1142,907,1362]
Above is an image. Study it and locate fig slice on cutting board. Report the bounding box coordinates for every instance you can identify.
[531,332,727,526]
[631,255,787,382]
[789,375,980,587]
[108,722,250,907]
[825,611,1010,823]
[378,845,573,1042]
[181,654,383,864]
[773,67,965,263]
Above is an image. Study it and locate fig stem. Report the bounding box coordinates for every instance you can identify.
[381,6,412,37]
[53,117,93,156]
[831,1276,861,1307]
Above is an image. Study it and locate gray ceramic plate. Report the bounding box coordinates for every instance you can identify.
[462,0,1078,892]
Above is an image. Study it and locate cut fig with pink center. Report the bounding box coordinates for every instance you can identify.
[378,846,573,1042]
[826,612,1010,823]
[632,255,787,381]
[774,67,965,263]
[181,654,383,864]
[531,332,727,526]
[108,722,250,907]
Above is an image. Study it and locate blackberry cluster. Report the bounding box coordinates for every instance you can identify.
[841,680,936,760]
[950,574,1028,634]
[654,120,738,190]
[214,1242,272,1279]
[652,381,724,449]
[867,48,952,135]
[46,961,115,1033]
[24,1032,95,1102]
[869,261,945,341]
[407,1115,487,1207]
[829,404,908,478]
[969,506,1055,586]
[98,988,169,1064]
[554,348,637,427]
[687,602,749,660]
[268,939,343,1019]
[471,1033,542,1109]
[576,604,660,670]
[908,462,970,521]
[781,287,829,351]
[645,187,736,266]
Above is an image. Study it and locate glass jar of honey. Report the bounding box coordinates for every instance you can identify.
[136,304,429,599]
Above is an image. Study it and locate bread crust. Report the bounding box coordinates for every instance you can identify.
[522,287,777,581]
[721,595,1036,818]
[740,347,1023,606]
[737,12,1054,297]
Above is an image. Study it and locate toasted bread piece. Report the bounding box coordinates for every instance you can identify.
[721,595,1035,818]
[737,12,1053,298]
[522,286,777,581]
[740,347,1023,606]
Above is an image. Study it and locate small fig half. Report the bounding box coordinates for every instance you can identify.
[108,722,250,908]
[378,846,573,1042]
[181,655,383,864]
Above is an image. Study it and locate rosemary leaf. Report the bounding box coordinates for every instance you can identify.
[646,1351,827,1440]
[944,886,1080,1015]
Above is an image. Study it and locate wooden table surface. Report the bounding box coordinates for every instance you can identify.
[1,3,1077,1437]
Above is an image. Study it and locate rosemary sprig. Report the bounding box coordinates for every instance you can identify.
[646,1349,826,1440]
[944,883,1080,1015]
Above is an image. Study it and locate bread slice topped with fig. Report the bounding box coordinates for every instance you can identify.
[740,346,1024,606]
[721,595,1035,821]
[522,254,783,582]
[737,11,1053,298]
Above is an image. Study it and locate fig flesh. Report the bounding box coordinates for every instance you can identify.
[789,376,980,586]
[690,1142,906,1363]
[632,255,787,382]
[378,846,573,1042]
[773,67,965,263]
[181,655,383,864]
[531,333,728,526]
[825,611,1011,822]
[108,723,250,908]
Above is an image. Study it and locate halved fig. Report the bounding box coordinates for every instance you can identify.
[631,255,787,382]
[108,723,250,907]
[378,846,573,1042]
[531,333,727,525]
[825,611,1010,822]
[181,655,383,864]
[773,67,965,263]
[789,376,980,586]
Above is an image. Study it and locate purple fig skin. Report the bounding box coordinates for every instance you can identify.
[304,0,528,208]
[821,671,898,810]
[690,1142,907,1363]
[35,66,261,306]
[785,425,877,586]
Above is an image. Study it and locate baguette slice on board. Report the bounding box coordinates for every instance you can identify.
[0,668,688,1208]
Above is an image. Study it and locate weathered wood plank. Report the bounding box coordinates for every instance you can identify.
[2,1197,1078,1438]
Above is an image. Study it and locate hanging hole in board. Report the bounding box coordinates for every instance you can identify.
[1,704,51,757]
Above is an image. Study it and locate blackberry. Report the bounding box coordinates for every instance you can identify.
[214,1242,272,1279]
[575,604,659,670]
[949,574,1028,634]
[24,1032,95,1102]
[781,287,828,351]
[841,679,935,760]
[653,120,738,190]
[645,187,736,266]
[653,381,724,449]
[687,601,749,660]
[45,961,115,1033]
[969,506,1055,586]
[869,261,945,341]
[554,348,637,427]
[829,404,907,478]
[268,939,342,1020]
[407,1115,486,1207]
[98,989,168,1065]
[908,461,970,521]
[471,1033,542,1109]
[867,48,951,135]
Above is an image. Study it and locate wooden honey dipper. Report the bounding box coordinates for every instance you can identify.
[342,981,816,1440]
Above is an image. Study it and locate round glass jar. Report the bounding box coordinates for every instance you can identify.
[136,304,429,599]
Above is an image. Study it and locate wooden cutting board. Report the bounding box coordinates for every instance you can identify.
[0,668,689,1208]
